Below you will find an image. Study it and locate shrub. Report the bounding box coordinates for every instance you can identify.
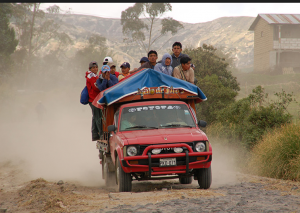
[248,123,300,181]
[212,86,293,149]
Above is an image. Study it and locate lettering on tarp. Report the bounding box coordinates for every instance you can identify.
[137,87,185,95]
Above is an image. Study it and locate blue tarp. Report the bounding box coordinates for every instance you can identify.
[97,68,207,106]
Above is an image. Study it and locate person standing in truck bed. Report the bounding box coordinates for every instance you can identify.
[86,61,101,141]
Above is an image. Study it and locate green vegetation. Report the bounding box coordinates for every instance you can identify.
[208,86,294,149]
[185,44,240,124]
[0,3,18,77]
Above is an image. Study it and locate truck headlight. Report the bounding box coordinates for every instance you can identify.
[127,146,137,156]
[174,147,183,153]
[152,148,162,154]
[195,142,206,152]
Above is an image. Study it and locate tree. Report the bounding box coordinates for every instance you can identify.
[196,74,238,124]
[70,34,113,84]
[183,44,240,124]
[0,3,18,77]
[11,3,72,80]
[121,3,183,53]
[184,44,240,92]
[215,86,294,149]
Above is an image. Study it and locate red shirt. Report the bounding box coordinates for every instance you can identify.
[113,71,120,78]
[85,71,100,102]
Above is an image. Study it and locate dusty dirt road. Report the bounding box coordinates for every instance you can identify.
[1,161,300,213]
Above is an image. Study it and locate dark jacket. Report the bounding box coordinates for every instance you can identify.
[171,53,189,69]
[96,74,118,91]
[135,61,156,72]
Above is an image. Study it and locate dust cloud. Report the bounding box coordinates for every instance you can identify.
[210,138,247,188]
[0,83,104,187]
[0,77,246,189]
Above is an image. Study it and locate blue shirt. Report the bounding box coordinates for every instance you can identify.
[96,74,119,91]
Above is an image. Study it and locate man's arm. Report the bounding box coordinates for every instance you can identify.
[108,74,119,87]
[189,68,195,84]
[132,61,149,73]
[172,67,182,80]
[95,78,101,90]
[98,79,108,91]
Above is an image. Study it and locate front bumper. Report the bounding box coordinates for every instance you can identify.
[121,143,212,176]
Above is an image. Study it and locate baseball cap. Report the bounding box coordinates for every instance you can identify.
[101,65,110,73]
[120,62,130,68]
[89,61,98,68]
[139,57,149,63]
[107,62,116,67]
[103,56,113,63]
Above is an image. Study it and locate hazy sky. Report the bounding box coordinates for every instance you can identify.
[40,3,300,24]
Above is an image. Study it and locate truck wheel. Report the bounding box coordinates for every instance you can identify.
[197,166,212,189]
[179,176,193,184]
[104,156,116,187]
[116,156,132,192]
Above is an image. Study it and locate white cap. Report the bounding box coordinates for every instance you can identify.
[103,56,113,63]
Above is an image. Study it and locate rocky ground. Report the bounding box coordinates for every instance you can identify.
[1,161,300,213]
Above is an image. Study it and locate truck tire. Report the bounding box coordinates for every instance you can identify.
[104,156,116,187]
[116,156,132,192]
[197,166,212,189]
[179,176,193,184]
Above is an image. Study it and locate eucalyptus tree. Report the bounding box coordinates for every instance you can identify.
[121,3,183,53]
[11,3,72,77]
[0,3,18,77]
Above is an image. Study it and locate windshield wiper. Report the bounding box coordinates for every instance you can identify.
[160,124,193,128]
[126,125,158,130]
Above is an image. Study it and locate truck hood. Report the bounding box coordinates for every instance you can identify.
[119,128,207,145]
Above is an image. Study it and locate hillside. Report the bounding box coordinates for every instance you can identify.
[47,14,255,69]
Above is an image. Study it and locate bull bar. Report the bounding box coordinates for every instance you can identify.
[122,143,212,177]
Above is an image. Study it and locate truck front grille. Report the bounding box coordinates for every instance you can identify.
[138,142,194,155]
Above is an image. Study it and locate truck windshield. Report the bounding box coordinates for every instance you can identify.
[120,104,196,131]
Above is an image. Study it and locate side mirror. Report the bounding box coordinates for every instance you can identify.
[198,120,207,128]
[108,125,116,132]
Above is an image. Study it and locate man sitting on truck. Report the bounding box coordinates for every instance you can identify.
[118,62,131,81]
[96,65,119,91]
[172,56,195,84]
[132,50,158,73]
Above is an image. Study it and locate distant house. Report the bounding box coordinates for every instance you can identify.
[249,14,300,74]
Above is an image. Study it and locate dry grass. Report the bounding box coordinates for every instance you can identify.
[247,123,300,181]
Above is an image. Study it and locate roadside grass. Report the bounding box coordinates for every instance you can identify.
[247,122,300,181]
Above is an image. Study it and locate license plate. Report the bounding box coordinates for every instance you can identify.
[159,158,176,167]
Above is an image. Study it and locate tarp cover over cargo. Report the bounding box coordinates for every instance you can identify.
[92,68,207,108]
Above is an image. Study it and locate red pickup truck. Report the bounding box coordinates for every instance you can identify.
[92,69,212,192]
